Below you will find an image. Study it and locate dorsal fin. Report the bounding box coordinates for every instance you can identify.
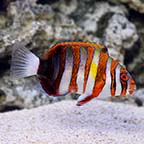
[42,41,108,59]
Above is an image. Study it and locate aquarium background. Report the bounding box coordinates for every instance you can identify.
[0,0,144,112]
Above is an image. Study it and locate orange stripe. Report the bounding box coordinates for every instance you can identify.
[92,49,109,97]
[110,59,119,96]
[83,47,95,93]
[120,67,128,95]
[68,45,80,92]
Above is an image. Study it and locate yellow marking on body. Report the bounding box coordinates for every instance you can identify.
[90,61,98,79]
[85,48,100,94]
[89,49,100,79]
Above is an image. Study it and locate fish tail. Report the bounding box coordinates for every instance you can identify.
[10,41,40,79]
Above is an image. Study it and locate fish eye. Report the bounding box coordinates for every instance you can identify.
[120,73,129,81]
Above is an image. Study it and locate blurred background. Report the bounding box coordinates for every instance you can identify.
[0,0,144,112]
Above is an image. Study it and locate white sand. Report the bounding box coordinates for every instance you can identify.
[0,100,144,144]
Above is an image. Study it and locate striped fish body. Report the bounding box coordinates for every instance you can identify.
[37,42,136,106]
[10,42,136,106]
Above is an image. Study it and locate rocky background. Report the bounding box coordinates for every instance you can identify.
[0,0,144,112]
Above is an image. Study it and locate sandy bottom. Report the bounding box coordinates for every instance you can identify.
[0,100,144,144]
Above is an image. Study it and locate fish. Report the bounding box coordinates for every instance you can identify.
[10,41,136,106]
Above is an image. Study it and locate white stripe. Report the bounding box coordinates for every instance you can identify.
[115,64,121,96]
[76,48,87,94]
[127,78,130,95]
[59,48,73,95]
[85,49,100,95]
[77,49,100,102]
[98,58,111,99]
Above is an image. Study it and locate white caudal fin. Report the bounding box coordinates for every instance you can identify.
[10,42,40,79]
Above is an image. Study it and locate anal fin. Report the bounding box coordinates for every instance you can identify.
[77,94,95,106]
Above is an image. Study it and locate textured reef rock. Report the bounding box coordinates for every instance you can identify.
[120,0,144,13]
[71,1,138,62]
[108,0,144,13]
[0,0,143,111]
[125,10,144,89]
[104,13,138,62]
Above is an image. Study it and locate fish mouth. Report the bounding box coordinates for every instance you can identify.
[129,86,137,95]
[129,77,137,95]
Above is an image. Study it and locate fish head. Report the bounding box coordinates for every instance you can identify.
[116,64,136,96]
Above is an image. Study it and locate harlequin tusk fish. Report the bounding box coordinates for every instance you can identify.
[10,41,136,106]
